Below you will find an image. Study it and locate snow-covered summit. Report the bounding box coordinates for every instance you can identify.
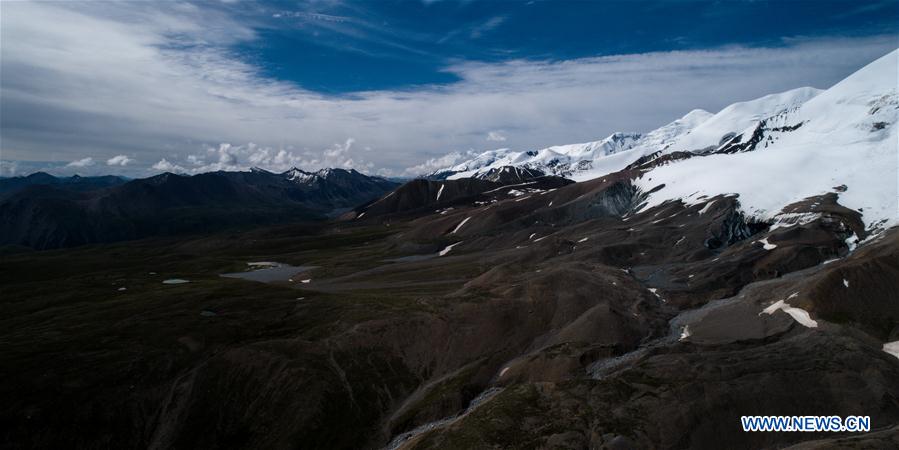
[427,107,714,181]
[424,85,827,183]
[431,132,645,180]
[663,86,822,154]
[422,49,897,233]
[635,49,898,232]
[284,167,318,183]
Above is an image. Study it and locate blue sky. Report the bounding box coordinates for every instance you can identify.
[233,0,898,93]
[1,0,896,177]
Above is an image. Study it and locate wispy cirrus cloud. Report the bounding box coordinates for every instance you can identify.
[1,1,895,178]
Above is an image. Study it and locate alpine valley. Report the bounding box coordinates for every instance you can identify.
[2,50,898,450]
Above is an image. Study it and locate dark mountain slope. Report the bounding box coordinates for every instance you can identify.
[356,175,573,219]
[0,169,398,249]
[0,172,127,198]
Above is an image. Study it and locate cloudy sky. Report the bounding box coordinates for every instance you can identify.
[1,0,896,178]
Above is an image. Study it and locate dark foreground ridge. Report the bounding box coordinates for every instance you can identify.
[2,163,897,449]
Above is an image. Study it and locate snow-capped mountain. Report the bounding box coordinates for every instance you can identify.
[424,50,897,234]
[282,167,349,184]
[426,86,826,183]
[661,87,821,154]
[429,132,644,180]
[636,49,898,232]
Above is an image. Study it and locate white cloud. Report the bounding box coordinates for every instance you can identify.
[152,158,185,173]
[0,161,19,177]
[152,139,377,175]
[106,155,133,166]
[1,2,896,177]
[66,157,95,167]
[402,151,474,176]
[486,131,507,142]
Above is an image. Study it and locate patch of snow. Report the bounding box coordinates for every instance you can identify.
[760,299,818,328]
[758,237,777,250]
[162,279,189,285]
[648,288,665,302]
[698,200,717,215]
[451,217,472,234]
[578,237,589,243]
[436,184,445,201]
[883,341,899,360]
[118,287,127,291]
[300,279,311,283]
[845,232,859,252]
[529,233,537,240]
[843,278,850,288]
[674,236,685,246]
[356,212,365,219]
[769,212,822,231]
[498,367,510,378]
[438,241,463,256]
[679,325,691,341]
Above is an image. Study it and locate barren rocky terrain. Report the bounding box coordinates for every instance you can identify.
[3,168,897,449]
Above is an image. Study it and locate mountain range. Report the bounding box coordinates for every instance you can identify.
[0,168,398,249]
[425,65,894,235]
[426,87,819,182]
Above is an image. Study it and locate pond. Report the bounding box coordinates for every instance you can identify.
[219,262,315,283]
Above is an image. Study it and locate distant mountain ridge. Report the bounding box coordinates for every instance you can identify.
[426,87,823,183]
[0,168,398,249]
[0,172,128,199]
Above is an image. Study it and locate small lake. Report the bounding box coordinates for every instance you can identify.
[220,262,315,283]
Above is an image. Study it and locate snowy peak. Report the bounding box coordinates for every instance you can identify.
[474,165,546,183]
[283,167,318,183]
[281,167,376,187]
[422,49,897,235]
[430,132,645,180]
[540,132,642,159]
[635,49,898,232]
[665,86,822,154]
[426,110,711,182]
[423,86,823,183]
